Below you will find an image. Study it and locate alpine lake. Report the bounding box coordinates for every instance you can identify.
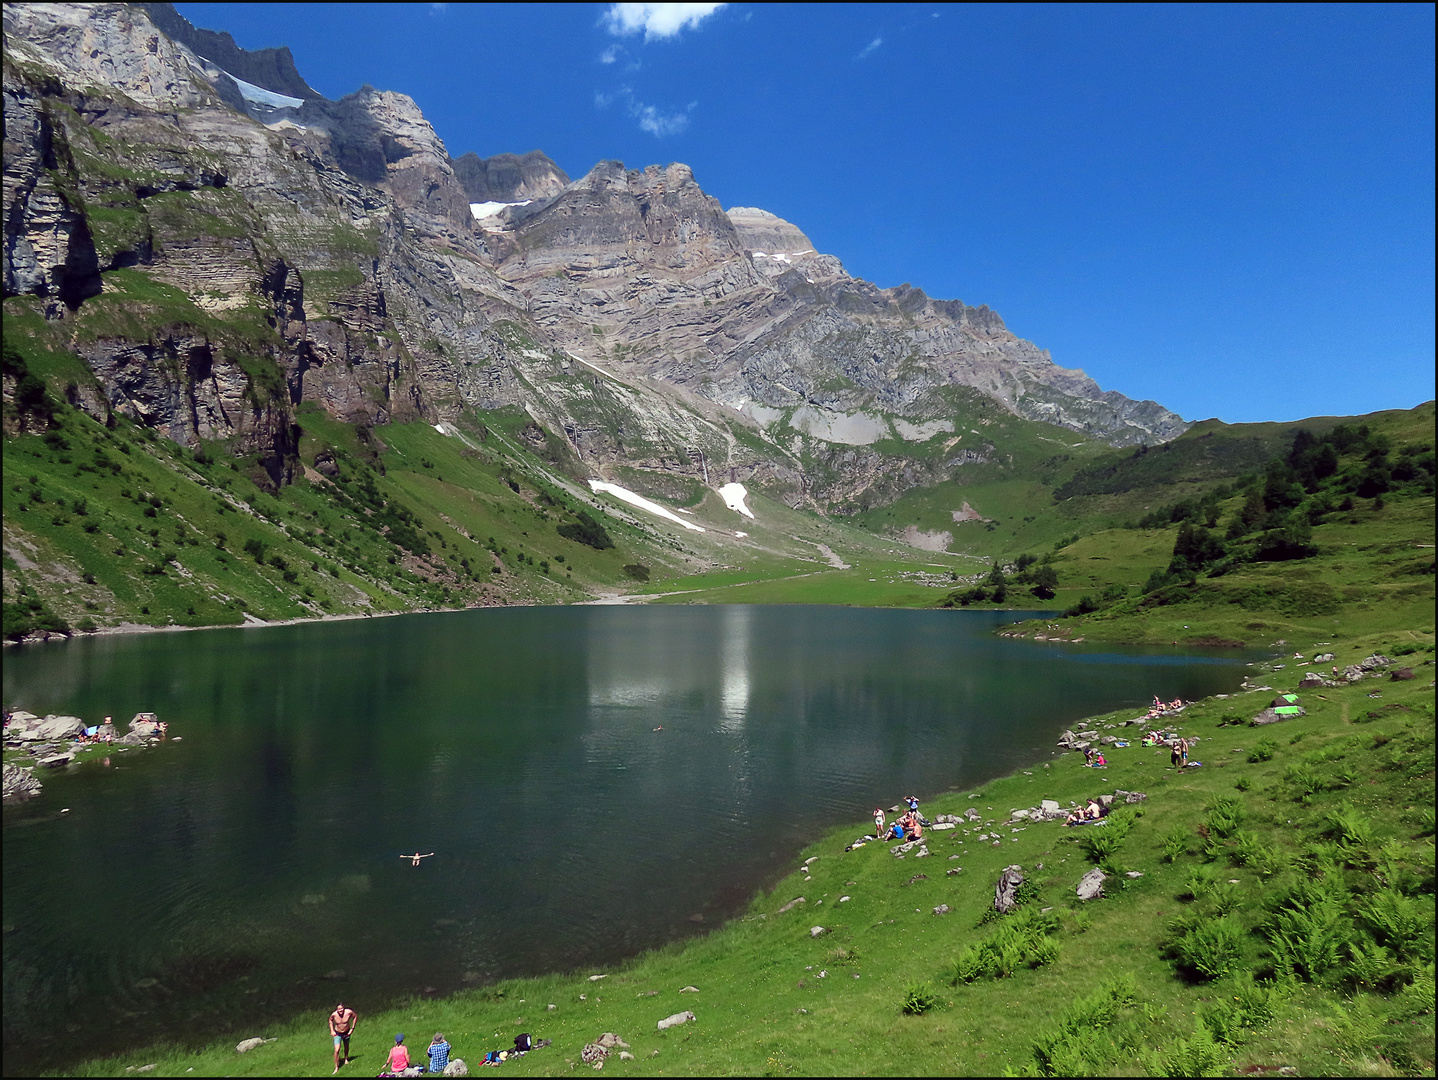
[3,605,1260,1073]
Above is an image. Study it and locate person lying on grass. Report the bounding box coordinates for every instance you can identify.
[1064,800,1104,825]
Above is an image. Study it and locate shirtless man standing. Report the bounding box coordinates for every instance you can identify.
[329,1001,358,1073]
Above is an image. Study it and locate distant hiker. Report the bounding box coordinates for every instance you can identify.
[873,807,886,838]
[427,1032,452,1073]
[329,1001,358,1073]
[404,852,435,867]
[388,1033,412,1074]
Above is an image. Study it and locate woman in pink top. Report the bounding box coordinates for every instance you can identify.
[388,1034,411,1072]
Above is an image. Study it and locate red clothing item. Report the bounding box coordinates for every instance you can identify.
[388,1044,410,1071]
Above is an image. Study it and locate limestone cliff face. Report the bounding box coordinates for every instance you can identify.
[3,2,1186,517]
[452,150,569,203]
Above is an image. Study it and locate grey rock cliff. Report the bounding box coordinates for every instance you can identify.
[3,2,1186,518]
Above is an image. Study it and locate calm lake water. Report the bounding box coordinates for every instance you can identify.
[3,606,1255,1073]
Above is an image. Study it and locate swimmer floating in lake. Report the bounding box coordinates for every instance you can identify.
[403,852,435,867]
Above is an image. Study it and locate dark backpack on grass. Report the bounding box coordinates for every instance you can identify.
[514,1033,532,1053]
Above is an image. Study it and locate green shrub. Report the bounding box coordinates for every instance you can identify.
[1325,803,1376,851]
[1162,826,1189,863]
[1247,738,1278,763]
[1283,763,1324,802]
[1030,974,1138,1076]
[1358,889,1435,963]
[950,909,1061,983]
[1173,916,1244,980]
[1180,865,1217,901]
[1263,886,1351,982]
[1158,1020,1226,1077]
[901,980,938,1015]
[1209,882,1243,917]
[1203,795,1245,838]
[557,510,614,550]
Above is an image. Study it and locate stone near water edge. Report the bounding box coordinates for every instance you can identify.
[994,865,1025,914]
[810,925,826,937]
[443,1060,468,1077]
[776,896,806,914]
[3,762,44,802]
[1077,868,1106,901]
[235,1037,271,1053]
[657,1010,695,1031]
[931,821,956,830]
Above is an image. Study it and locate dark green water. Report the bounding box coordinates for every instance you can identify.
[3,606,1255,1074]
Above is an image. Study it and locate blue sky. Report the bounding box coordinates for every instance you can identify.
[175,3,1434,425]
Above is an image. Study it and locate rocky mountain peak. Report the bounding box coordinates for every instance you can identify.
[136,2,321,101]
[451,150,569,203]
[725,206,817,258]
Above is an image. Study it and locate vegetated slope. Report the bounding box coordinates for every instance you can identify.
[922,403,1434,644]
[70,630,1435,1077]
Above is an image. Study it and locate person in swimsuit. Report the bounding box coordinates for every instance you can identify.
[404,852,435,867]
[329,1001,358,1073]
[873,808,885,839]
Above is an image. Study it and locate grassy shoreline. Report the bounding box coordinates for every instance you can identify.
[55,623,1434,1077]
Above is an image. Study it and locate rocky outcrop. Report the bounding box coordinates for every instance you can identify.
[137,3,321,102]
[452,150,569,203]
[3,762,43,802]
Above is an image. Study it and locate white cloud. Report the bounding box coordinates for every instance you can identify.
[594,90,615,108]
[599,45,621,64]
[603,3,726,42]
[631,99,691,137]
[856,36,883,60]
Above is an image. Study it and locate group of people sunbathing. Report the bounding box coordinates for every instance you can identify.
[1141,696,1188,722]
[874,796,929,842]
[1065,798,1109,825]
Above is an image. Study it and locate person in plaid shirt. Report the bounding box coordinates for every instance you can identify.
[427,1032,451,1073]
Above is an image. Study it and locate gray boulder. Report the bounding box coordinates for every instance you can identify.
[994,865,1024,914]
[1077,868,1106,901]
[235,1037,269,1053]
[442,1061,468,1077]
[3,762,43,802]
[1251,707,1304,726]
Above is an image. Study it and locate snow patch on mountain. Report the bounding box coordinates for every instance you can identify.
[469,200,532,220]
[589,481,706,532]
[718,483,754,518]
[224,70,302,109]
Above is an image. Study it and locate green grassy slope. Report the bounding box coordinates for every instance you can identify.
[70,628,1434,1077]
